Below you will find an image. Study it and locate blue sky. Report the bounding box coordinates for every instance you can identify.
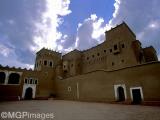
[0,0,160,68]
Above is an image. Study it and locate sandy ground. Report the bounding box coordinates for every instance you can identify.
[0,100,160,120]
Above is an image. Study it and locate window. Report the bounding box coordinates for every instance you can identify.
[97,53,100,56]
[87,57,89,60]
[0,72,5,84]
[35,80,38,84]
[110,49,112,53]
[49,61,52,67]
[25,79,27,84]
[92,55,94,58]
[8,73,20,84]
[114,45,118,50]
[44,60,47,66]
[104,50,106,53]
[71,64,73,67]
[68,86,71,92]
[122,44,125,48]
[63,65,66,68]
[121,59,124,63]
[30,79,33,84]
[112,62,114,66]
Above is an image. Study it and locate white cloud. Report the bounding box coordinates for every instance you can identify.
[32,0,71,52]
[75,14,107,50]
[0,44,12,57]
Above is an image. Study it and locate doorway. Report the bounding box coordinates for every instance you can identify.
[130,87,143,104]
[117,87,125,101]
[24,87,33,100]
[114,84,127,101]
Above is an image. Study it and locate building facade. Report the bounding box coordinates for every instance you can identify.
[0,22,160,104]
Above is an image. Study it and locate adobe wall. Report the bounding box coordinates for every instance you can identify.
[55,62,160,102]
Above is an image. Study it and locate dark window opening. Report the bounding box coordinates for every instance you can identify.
[122,44,125,48]
[121,59,124,63]
[50,61,52,67]
[112,62,114,66]
[110,49,112,53]
[0,72,5,84]
[35,80,38,84]
[25,79,27,84]
[87,57,89,60]
[71,64,73,67]
[63,65,66,68]
[114,45,118,50]
[44,60,47,66]
[8,73,20,84]
[92,55,94,58]
[30,79,33,84]
[104,50,106,53]
[97,53,100,56]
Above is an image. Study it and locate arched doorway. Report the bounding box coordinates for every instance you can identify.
[117,87,125,101]
[24,87,33,100]
[0,72,6,84]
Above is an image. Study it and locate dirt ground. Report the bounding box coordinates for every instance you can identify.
[0,100,160,120]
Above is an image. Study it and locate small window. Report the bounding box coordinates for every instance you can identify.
[97,53,100,56]
[112,62,114,66]
[87,57,89,60]
[71,64,73,67]
[114,45,118,50]
[30,79,33,84]
[25,79,27,84]
[49,61,52,67]
[104,50,106,53]
[121,59,124,63]
[122,44,125,48]
[92,55,94,58]
[44,60,47,66]
[68,86,71,92]
[110,49,112,53]
[35,80,38,84]
[63,65,66,68]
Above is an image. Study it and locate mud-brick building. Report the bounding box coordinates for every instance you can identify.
[0,22,160,104]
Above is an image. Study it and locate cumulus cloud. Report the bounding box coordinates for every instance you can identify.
[72,14,106,50]
[32,0,71,52]
[0,0,71,68]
